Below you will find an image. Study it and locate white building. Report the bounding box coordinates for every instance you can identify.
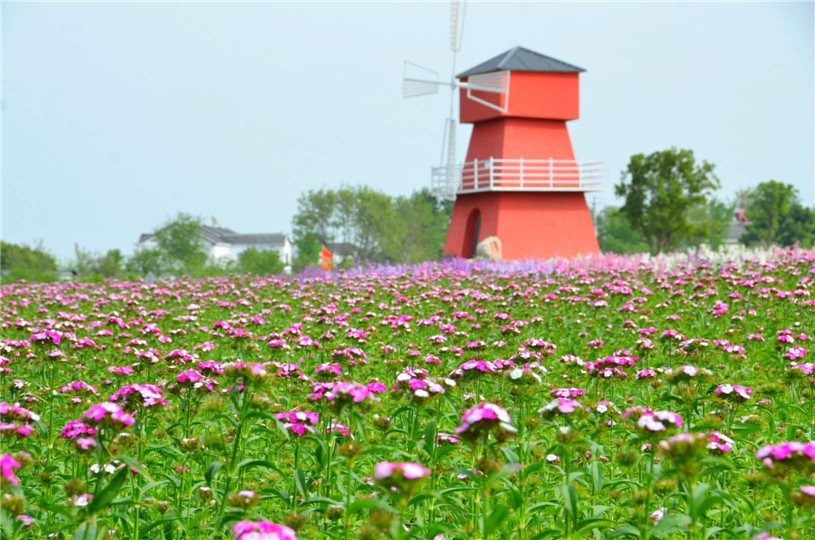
[137,225,293,268]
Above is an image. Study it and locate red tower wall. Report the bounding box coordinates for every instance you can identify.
[444,65,600,261]
[465,118,576,161]
[460,72,580,124]
[443,192,599,260]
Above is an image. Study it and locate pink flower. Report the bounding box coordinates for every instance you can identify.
[455,402,515,439]
[232,520,296,540]
[1,454,22,487]
[549,388,585,398]
[373,461,431,492]
[59,381,99,395]
[60,420,97,439]
[539,398,584,417]
[109,384,168,408]
[756,441,815,467]
[76,437,97,451]
[715,384,752,401]
[83,402,135,428]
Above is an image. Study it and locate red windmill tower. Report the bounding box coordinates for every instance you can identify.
[438,46,606,260]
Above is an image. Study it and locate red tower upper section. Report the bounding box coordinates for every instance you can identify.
[458,47,584,123]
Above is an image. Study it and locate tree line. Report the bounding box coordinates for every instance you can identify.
[598,148,815,254]
[2,147,813,282]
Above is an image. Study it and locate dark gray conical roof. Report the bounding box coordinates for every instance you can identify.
[457,46,585,78]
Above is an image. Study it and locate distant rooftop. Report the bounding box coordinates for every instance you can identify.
[139,225,287,246]
[457,46,585,78]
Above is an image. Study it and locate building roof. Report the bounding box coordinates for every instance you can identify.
[222,233,287,246]
[457,46,585,78]
[138,226,287,246]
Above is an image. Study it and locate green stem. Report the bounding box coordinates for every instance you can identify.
[215,390,252,525]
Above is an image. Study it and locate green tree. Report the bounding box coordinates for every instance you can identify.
[292,188,341,246]
[616,148,719,254]
[382,189,452,263]
[595,206,650,254]
[152,212,208,274]
[126,248,165,276]
[72,245,125,278]
[0,241,58,282]
[293,231,322,271]
[687,198,734,250]
[293,185,394,263]
[741,181,799,246]
[238,248,284,275]
[777,203,815,248]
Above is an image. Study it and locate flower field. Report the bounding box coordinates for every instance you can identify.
[1,249,814,539]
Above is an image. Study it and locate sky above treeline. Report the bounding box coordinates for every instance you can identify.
[2,1,813,261]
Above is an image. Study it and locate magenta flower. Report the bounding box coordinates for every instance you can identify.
[756,441,815,468]
[83,402,135,429]
[176,369,218,392]
[0,402,41,423]
[59,381,99,395]
[539,397,584,418]
[707,431,734,454]
[61,420,97,439]
[232,520,297,540]
[0,454,22,487]
[323,382,379,410]
[374,461,430,481]
[109,384,168,408]
[549,388,585,398]
[450,359,497,379]
[455,402,515,440]
[623,408,682,432]
[275,409,319,437]
[76,437,97,451]
[714,384,752,401]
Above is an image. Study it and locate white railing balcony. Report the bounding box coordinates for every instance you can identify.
[431,158,608,199]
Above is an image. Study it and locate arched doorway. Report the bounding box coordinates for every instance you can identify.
[462,208,481,258]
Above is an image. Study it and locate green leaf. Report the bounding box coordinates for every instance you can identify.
[0,508,13,538]
[590,461,604,494]
[117,455,155,483]
[236,459,282,475]
[88,466,129,514]
[205,460,224,488]
[71,519,97,540]
[561,484,578,520]
[483,503,508,536]
[294,469,308,499]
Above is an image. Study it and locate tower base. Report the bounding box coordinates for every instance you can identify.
[443,192,600,260]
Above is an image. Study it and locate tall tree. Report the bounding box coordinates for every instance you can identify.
[777,203,815,248]
[238,248,284,275]
[383,189,452,263]
[616,148,719,254]
[740,180,799,246]
[687,197,734,250]
[152,212,208,274]
[0,241,58,282]
[293,231,322,271]
[595,206,650,254]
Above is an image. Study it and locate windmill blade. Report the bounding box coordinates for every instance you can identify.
[450,0,465,52]
[460,70,510,113]
[457,70,509,94]
[403,61,442,98]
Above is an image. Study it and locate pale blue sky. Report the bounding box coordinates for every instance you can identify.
[2,1,813,261]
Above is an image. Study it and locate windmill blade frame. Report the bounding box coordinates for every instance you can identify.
[402,60,443,98]
[461,70,510,113]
